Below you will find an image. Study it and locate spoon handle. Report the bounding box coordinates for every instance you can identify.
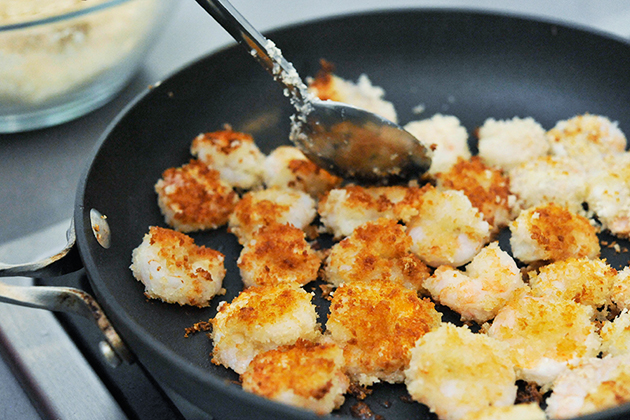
[194,0,308,101]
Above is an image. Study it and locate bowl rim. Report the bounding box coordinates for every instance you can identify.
[0,0,136,32]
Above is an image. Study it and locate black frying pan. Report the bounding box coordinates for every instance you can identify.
[53,8,630,420]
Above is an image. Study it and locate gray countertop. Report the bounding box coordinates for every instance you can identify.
[0,1,630,419]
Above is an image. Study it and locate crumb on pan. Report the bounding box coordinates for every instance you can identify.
[436,156,518,231]
[404,114,470,175]
[326,280,441,386]
[210,282,321,374]
[486,295,601,389]
[191,127,266,190]
[228,187,317,245]
[130,226,226,307]
[262,145,342,198]
[241,339,349,415]
[406,186,491,267]
[477,116,549,171]
[545,355,630,419]
[509,202,600,264]
[324,218,431,293]
[424,242,525,323]
[155,159,239,232]
[404,323,517,420]
[237,222,321,288]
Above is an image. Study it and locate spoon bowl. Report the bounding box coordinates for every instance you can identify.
[194,0,432,181]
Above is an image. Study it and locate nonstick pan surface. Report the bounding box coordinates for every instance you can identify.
[74,8,630,420]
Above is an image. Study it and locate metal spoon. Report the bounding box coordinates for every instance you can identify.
[194,0,432,181]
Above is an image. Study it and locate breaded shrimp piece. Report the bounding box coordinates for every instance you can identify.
[237,222,321,288]
[155,159,239,232]
[547,114,627,166]
[486,295,601,388]
[477,116,549,171]
[317,185,428,239]
[612,267,630,311]
[241,339,349,415]
[545,355,630,419]
[404,324,517,420]
[326,280,441,386]
[190,127,265,189]
[508,155,588,215]
[130,226,226,307]
[307,60,398,123]
[461,403,546,420]
[406,186,491,267]
[324,218,431,293]
[509,203,600,264]
[228,187,317,245]
[436,157,518,231]
[586,152,630,237]
[262,146,342,198]
[528,257,616,311]
[601,309,630,357]
[404,114,470,175]
[210,283,321,374]
[424,242,525,323]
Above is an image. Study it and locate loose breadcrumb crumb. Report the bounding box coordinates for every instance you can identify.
[326,280,441,386]
[404,324,517,420]
[241,339,349,415]
[130,226,226,307]
[155,159,239,232]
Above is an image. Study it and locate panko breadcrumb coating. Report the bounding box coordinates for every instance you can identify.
[486,295,601,388]
[130,226,226,307]
[528,257,616,312]
[191,127,266,190]
[406,186,491,267]
[404,324,517,420]
[228,187,317,244]
[601,309,630,357]
[324,218,431,292]
[317,185,428,239]
[612,267,630,311]
[424,242,525,323]
[307,60,398,123]
[436,157,517,231]
[326,280,441,386]
[547,114,627,165]
[404,114,470,175]
[262,145,342,198]
[461,403,546,420]
[237,222,321,288]
[210,283,321,374]
[241,339,349,415]
[477,116,549,171]
[155,159,239,232]
[508,156,588,215]
[545,355,630,419]
[586,153,630,237]
[509,203,600,264]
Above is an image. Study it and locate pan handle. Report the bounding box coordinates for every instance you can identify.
[0,221,133,367]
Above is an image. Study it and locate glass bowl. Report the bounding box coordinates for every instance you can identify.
[0,0,173,133]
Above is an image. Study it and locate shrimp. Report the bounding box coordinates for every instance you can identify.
[424,242,525,323]
[210,282,321,374]
[600,309,630,357]
[461,403,546,420]
[404,324,517,420]
[326,280,441,386]
[406,186,491,267]
[509,202,600,264]
[130,226,225,307]
[155,159,239,232]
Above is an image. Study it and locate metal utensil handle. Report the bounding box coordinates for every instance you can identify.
[194,0,309,101]
[0,221,132,366]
